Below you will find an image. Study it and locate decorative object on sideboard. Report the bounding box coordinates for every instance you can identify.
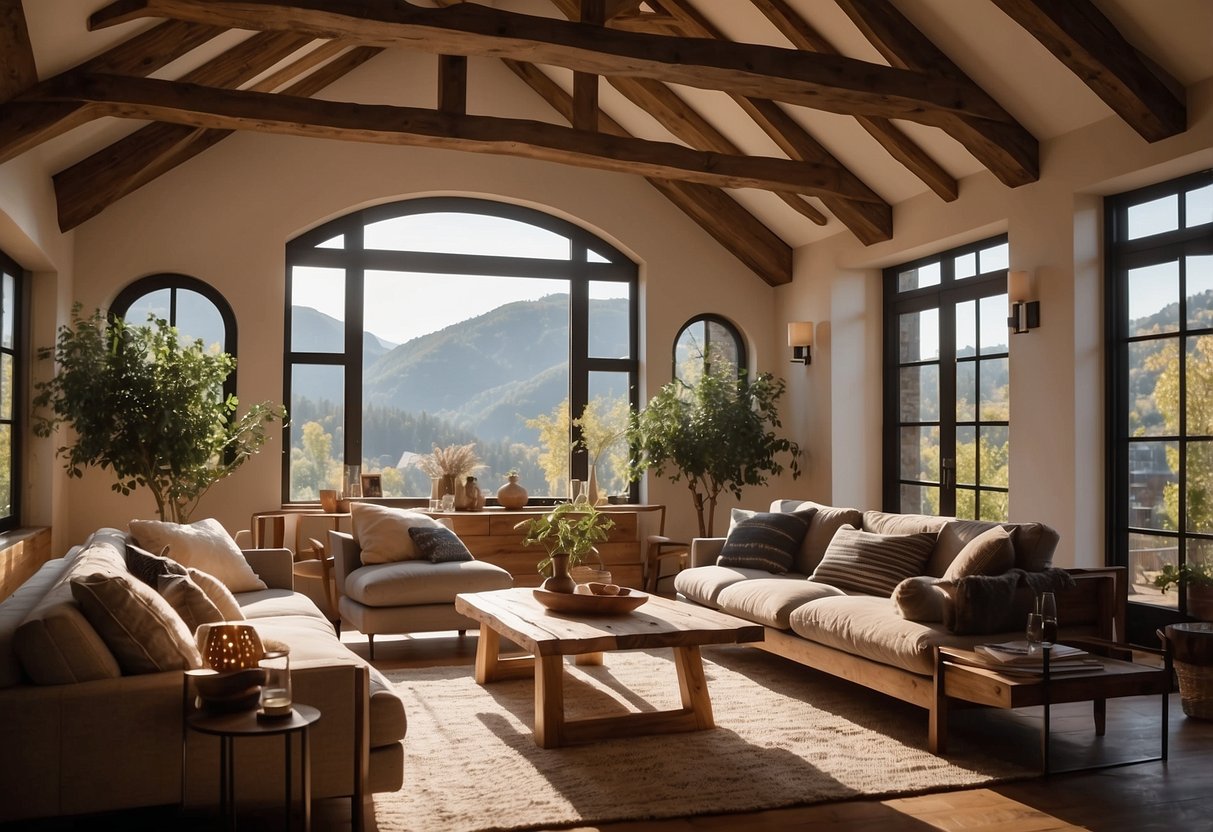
[1007,269,1041,334]
[497,472,529,509]
[788,321,814,364]
[319,489,338,513]
[361,472,383,498]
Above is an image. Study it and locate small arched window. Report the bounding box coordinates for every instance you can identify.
[111,274,238,401]
[673,314,746,386]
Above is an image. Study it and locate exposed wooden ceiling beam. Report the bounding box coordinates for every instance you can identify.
[648,0,891,244]
[33,72,889,202]
[832,0,1039,187]
[86,0,1016,128]
[53,37,357,232]
[0,0,38,103]
[607,10,683,35]
[748,0,957,202]
[990,0,1185,142]
[0,19,225,165]
[503,60,791,284]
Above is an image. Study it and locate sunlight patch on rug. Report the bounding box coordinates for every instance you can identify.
[375,646,1031,831]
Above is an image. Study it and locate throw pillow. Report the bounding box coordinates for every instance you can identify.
[128,518,266,593]
[187,567,245,621]
[351,502,442,564]
[157,573,225,633]
[408,525,474,563]
[716,509,816,574]
[125,543,187,586]
[891,576,953,623]
[809,525,937,596]
[941,525,1015,582]
[70,571,202,674]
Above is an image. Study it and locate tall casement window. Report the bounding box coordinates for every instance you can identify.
[883,237,1011,519]
[0,248,22,531]
[1107,170,1213,620]
[673,314,746,386]
[112,274,238,404]
[284,197,638,504]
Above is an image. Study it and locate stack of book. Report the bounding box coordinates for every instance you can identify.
[965,641,1105,675]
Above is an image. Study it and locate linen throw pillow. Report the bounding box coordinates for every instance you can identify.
[187,567,245,621]
[810,525,937,596]
[891,576,953,622]
[157,573,225,633]
[716,509,816,574]
[408,525,474,563]
[70,571,202,674]
[941,525,1015,582]
[128,518,266,593]
[351,502,443,564]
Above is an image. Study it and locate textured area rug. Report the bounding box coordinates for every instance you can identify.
[375,646,1032,831]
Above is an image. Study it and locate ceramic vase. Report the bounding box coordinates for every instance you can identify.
[453,477,470,510]
[497,474,528,509]
[464,476,483,511]
[542,553,576,593]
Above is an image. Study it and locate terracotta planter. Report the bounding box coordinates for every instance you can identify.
[542,553,576,594]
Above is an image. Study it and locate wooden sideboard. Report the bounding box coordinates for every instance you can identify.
[0,527,53,603]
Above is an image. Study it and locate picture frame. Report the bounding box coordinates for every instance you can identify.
[360,473,383,498]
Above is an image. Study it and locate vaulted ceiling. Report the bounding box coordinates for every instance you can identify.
[3,1,1209,284]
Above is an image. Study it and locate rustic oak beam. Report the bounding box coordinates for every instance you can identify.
[749,0,958,202]
[647,0,891,244]
[54,46,380,231]
[503,60,791,285]
[438,54,467,115]
[86,0,1015,127]
[603,0,644,19]
[990,0,1185,141]
[0,0,38,102]
[832,0,1039,187]
[36,73,886,201]
[0,19,224,164]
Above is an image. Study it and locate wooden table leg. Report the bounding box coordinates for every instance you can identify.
[534,654,565,748]
[474,624,499,684]
[673,646,714,730]
[930,649,948,754]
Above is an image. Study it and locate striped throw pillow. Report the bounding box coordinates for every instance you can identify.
[717,509,816,574]
[810,525,937,596]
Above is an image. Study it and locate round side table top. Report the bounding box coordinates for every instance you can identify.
[188,703,321,737]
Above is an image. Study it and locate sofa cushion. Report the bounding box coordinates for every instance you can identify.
[772,500,865,575]
[675,564,801,609]
[344,560,512,607]
[717,509,815,573]
[861,510,949,538]
[351,503,443,564]
[926,519,1059,577]
[810,525,936,597]
[157,573,225,633]
[0,556,74,687]
[237,588,329,620]
[408,525,473,563]
[715,579,845,629]
[129,518,267,593]
[941,525,1015,582]
[70,571,202,674]
[788,595,994,675]
[188,567,245,620]
[891,576,952,623]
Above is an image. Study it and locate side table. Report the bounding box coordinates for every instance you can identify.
[187,704,321,831]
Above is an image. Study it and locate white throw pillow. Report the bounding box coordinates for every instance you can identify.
[129,518,266,594]
[351,502,442,564]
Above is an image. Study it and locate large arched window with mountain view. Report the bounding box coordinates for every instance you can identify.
[284,197,638,504]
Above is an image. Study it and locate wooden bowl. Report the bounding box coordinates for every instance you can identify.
[533,587,648,615]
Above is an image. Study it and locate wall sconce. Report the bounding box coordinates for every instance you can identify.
[1007,270,1040,334]
[788,321,814,365]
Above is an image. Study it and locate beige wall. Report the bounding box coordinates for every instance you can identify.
[780,78,1213,567]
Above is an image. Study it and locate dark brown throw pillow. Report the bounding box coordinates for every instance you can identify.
[408,525,474,563]
[125,543,187,586]
[717,509,816,574]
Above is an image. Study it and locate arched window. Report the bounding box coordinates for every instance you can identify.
[673,314,746,386]
[111,274,238,403]
[284,197,639,503]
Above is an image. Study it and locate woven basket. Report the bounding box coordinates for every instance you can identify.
[1175,660,1213,719]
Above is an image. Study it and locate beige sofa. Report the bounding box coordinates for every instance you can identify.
[0,528,407,827]
[675,500,1125,748]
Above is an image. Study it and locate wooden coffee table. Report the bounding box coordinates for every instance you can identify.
[454,587,764,748]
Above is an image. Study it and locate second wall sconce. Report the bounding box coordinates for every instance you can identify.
[788,321,814,365]
[1007,270,1040,334]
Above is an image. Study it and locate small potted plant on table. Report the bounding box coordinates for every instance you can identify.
[516,503,614,593]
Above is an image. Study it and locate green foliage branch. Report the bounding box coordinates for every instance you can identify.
[33,307,286,523]
[628,366,801,537]
[1153,560,1213,592]
[516,502,615,576]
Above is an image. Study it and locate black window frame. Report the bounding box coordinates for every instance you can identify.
[0,247,24,533]
[283,196,640,505]
[672,313,747,384]
[1105,168,1213,631]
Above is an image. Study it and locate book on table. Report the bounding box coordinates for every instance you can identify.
[964,640,1105,675]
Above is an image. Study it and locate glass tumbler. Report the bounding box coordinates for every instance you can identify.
[259,650,292,718]
[1025,613,1045,655]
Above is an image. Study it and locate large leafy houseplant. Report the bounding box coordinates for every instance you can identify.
[628,365,801,537]
[33,307,286,523]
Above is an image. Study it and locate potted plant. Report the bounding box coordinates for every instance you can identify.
[515,502,615,593]
[32,307,285,523]
[628,364,801,537]
[1154,560,1213,620]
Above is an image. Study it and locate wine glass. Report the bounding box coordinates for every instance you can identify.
[1039,591,1058,644]
[1025,612,1045,654]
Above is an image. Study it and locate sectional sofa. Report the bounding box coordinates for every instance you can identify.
[0,527,406,827]
[675,500,1126,748]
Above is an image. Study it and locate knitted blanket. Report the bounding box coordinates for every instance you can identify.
[946,567,1075,635]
